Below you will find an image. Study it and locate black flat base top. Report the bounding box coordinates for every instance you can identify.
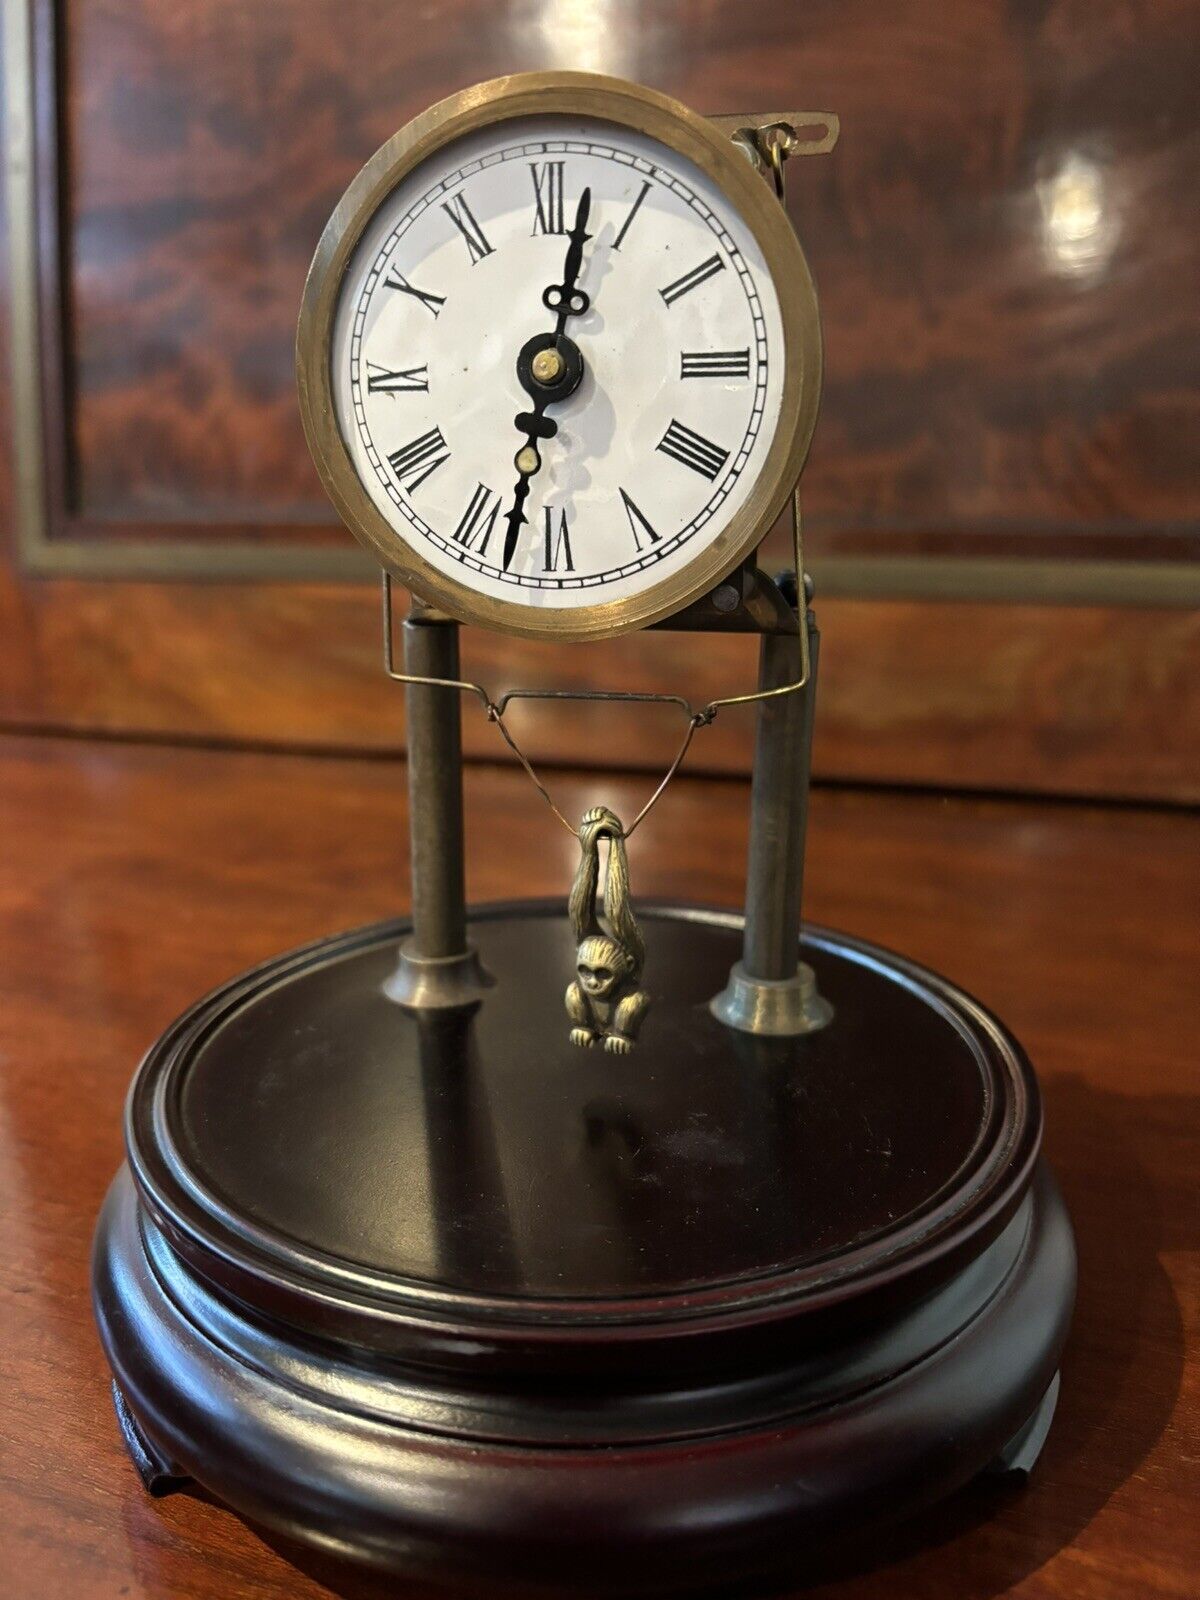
[131,907,1037,1315]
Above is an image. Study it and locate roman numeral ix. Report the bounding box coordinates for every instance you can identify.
[452,482,501,555]
[366,361,429,394]
[387,427,449,493]
[382,269,445,317]
[543,506,574,571]
[681,349,750,379]
[442,191,494,264]
[656,419,729,481]
[530,161,565,235]
[660,253,724,306]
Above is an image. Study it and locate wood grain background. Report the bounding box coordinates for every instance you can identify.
[2,0,1198,799]
[54,0,1200,553]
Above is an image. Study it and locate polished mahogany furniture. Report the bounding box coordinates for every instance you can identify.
[1,732,1195,1596]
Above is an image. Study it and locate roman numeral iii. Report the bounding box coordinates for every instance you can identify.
[382,270,445,317]
[388,428,449,492]
[660,254,724,306]
[442,192,494,264]
[366,361,429,394]
[681,349,750,379]
[452,483,501,554]
[656,419,729,481]
[529,161,565,235]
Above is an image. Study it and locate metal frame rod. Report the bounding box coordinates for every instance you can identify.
[742,616,813,981]
[792,611,820,955]
[402,614,469,961]
[383,613,493,1010]
[710,598,830,1035]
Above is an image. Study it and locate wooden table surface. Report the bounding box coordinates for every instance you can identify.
[0,732,1195,1599]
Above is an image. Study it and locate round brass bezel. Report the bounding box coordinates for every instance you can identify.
[296,71,822,643]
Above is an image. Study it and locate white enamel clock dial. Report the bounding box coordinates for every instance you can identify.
[301,78,820,639]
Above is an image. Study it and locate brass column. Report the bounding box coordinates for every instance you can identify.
[384,613,491,1009]
[711,588,831,1035]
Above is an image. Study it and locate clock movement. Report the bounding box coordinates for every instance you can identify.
[92,73,1075,1593]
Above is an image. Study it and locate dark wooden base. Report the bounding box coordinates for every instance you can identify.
[92,905,1075,1594]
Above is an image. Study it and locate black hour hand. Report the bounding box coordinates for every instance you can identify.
[515,411,559,441]
[502,408,559,570]
[502,467,533,571]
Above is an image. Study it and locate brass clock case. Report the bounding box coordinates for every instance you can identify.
[297,71,823,642]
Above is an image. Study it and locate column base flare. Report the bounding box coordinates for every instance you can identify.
[710,957,833,1036]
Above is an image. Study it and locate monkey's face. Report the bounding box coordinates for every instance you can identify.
[579,961,616,997]
[577,936,627,997]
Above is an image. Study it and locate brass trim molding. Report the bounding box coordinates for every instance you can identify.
[3,0,49,562]
[816,556,1200,607]
[16,536,1200,607]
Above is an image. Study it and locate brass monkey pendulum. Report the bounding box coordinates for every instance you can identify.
[565,807,650,1055]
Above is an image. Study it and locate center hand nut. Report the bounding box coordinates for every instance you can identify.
[531,347,565,386]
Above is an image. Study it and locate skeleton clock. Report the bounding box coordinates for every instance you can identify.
[93,74,1075,1592]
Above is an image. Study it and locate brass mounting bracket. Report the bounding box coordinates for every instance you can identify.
[709,110,841,178]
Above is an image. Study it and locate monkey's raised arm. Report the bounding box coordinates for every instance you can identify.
[602,832,645,978]
[568,826,603,944]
